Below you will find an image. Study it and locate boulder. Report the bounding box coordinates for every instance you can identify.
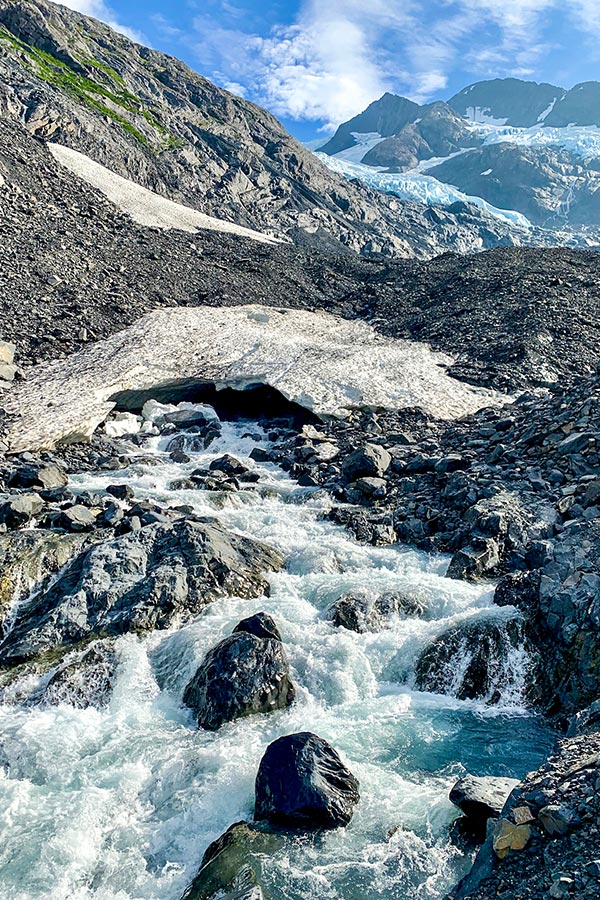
[183,615,295,730]
[8,463,68,491]
[57,504,97,532]
[0,341,15,365]
[233,612,282,642]
[254,732,360,829]
[414,616,531,703]
[450,775,519,837]
[0,519,282,666]
[0,493,45,529]
[341,444,391,481]
[329,590,425,633]
[181,821,283,900]
[492,817,532,858]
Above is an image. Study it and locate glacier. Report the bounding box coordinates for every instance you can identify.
[315,152,533,229]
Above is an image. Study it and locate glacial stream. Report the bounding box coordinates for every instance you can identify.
[0,411,555,900]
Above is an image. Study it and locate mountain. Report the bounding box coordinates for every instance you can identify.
[0,0,547,261]
[317,78,600,232]
[360,102,479,172]
[448,77,564,126]
[317,93,421,156]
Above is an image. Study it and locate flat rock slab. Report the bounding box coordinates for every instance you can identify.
[6,305,506,452]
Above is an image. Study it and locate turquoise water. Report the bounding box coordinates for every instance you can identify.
[0,411,555,900]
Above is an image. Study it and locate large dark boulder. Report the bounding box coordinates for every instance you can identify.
[414,616,534,704]
[183,614,295,730]
[254,732,360,829]
[0,520,282,666]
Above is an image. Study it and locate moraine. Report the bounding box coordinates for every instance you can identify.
[0,406,554,900]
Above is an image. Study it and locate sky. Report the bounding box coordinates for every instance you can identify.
[57,0,600,141]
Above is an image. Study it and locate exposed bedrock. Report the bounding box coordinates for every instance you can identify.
[0,519,282,666]
[4,305,506,453]
[254,732,360,830]
[183,613,296,730]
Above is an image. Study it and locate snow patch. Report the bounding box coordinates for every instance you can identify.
[47,144,281,245]
[465,107,509,126]
[537,97,558,122]
[331,132,385,163]
[6,305,510,452]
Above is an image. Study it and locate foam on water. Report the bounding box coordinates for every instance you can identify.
[0,413,555,900]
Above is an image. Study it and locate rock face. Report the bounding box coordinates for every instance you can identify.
[254,732,360,829]
[5,305,505,453]
[414,616,533,704]
[183,614,295,731]
[0,519,282,666]
[428,143,600,228]
[495,518,600,718]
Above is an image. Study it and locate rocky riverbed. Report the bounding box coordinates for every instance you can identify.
[0,369,598,899]
[0,399,563,900]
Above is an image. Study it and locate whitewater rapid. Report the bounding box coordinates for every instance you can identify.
[0,414,554,900]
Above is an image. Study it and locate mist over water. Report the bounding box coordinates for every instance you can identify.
[0,416,555,900]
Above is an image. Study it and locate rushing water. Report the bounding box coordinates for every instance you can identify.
[0,410,555,900]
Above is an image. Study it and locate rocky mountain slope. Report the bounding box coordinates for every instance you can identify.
[0,0,549,260]
[319,78,600,231]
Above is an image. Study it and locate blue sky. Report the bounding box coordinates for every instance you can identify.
[60,0,600,141]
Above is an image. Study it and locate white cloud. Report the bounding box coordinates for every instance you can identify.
[53,0,143,42]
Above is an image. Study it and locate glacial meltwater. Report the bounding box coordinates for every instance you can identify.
[0,410,555,900]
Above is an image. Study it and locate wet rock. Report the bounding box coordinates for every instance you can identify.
[0,493,44,529]
[183,615,295,730]
[254,732,360,829]
[450,775,520,838]
[329,590,425,633]
[446,540,500,581]
[233,612,282,642]
[341,444,391,481]
[106,484,134,501]
[0,519,282,666]
[181,821,283,900]
[39,641,117,708]
[0,529,91,635]
[414,616,532,703]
